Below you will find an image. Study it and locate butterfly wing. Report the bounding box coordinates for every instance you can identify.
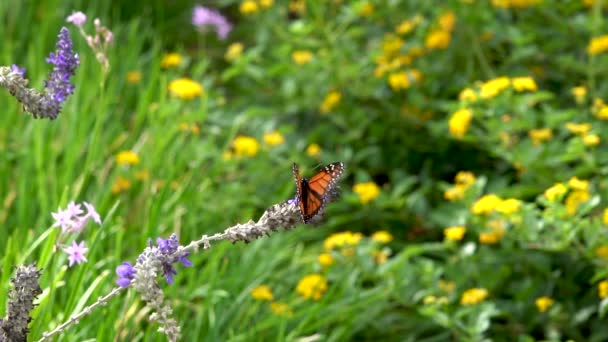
[295,162,345,223]
[292,163,309,222]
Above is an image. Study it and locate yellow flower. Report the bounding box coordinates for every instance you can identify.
[395,16,421,35]
[583,133,600,146]
[296,274,328,300]
[232,135,260,157]
[439,11,456,32]
[382,35,404,55]
[444,226,466,241]
[388,72,410,91]
[571,86,587,104]
[529,128,553,145]
[116,150,140,166]
[587,35,608,55]
[565,190,591,215]
[459,88,478,102]
[425,30,451,50]
[371,231,393,243]
[480,77,511,99]
[225,43,244,61]
[259,0,273,8]
[438,280,456,293]
[492,0,542,7]
[423,295,437,304]
[374,250,390,264]
[599,280,608,299]
[288,0,306,14]
[511,77,537,92]
[565,122,592,135]
[324,231,363,250]
[111,176,131,194]
[568,177,589,191]
[240,0,259,14]
[495,198,521,215]
[603,208,608,225]
[597,105,608,119]
[320,91,342,113]
[535,296,554,313]
[292,50,314,65]
[471,194,502,215]
[126,70,141,84]
[449,108,473,138]
[222,150,233,160]
[596,245,608,259]
[168,78,204,100]
[270,301,293,317]
[251,285,274,301]
[306,143,321,157]
[444,185,467,201]
[544,183,567,201]
[318,253,334,267]
[135,170,150,181]
[460,288,488,305]
[479,230,504,244]
[353,182,380,204]
[160,53,182,68]
[455,171,476,186]
[263,131,285,146]
[358,2,374,16]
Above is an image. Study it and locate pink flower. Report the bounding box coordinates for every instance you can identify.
[63,240,89,267]
[66,11,87,27]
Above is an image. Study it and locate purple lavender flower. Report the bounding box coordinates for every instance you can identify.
[10,64,26,77]
[192,5,232,40]
[156,234,192,284]
[116,262,135,287]
[63,240,89,267]
[44,27,79,109]
[66,11,87,27]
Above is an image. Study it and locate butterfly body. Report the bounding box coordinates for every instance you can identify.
[293,162,345,223]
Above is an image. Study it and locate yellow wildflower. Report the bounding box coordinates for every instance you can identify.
[565,190,591,215]
[240,0,259,14]
[270,301,293,317]
[250,285,274,301]
[511,77,537,92]
[603,208,608,225]
[388,72,409,91]
[455,171,476,187]
[480,77,511,99]
[373,250,390,264]
[259,0,273,8]
[320,90,342,113]
[318,253,334,267]
[438,280,456,293]
[528,128,553,145]
[448,108,473,138]
[353,182,381,204]
[599,280,608,299]
[225,43,244,61]
[583,133,600,146]
[597,105,608,119]
[288,0,306,14]
[571,86,587,104]
[587,35,608,55]
[232,135,260,157]
[544,183,567,201]
[460,288,488,305]
[479,230,503,244]
[425,30,451,50]
[382,35,404,56]
[444,185,467,201]
[423,295,437,304]
[568,177,589,191]
[306,143,321,157]
[459,88,478,102]
[596,245,608,259]
[160,52,182,68]
[495,198,521,215]
[565,122,592,135]
[168,78,204,100]
[116,150,140,166]
[358,2,374,16]
[444,226,466,241]
[126,70,141,84]
[263,131,285,146]
[535,296,554,313]
[439,11,456,32]
[371,231,393,243]
[471,194,502,215]
[296,274,328,300]
[111,176,131,194]
[395,17,420,35]
[324,231,363,250]
[292,50,314,65]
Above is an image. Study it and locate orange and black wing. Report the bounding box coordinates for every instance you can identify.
[293,162,344,223]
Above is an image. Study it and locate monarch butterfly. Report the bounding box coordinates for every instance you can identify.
[292,162,345,223]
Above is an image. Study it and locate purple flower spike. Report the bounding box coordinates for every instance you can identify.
[44,27,79,107]
[156,234,192,284]
[192,5,232,40]
[11,64,26,77]
[116,262,135,287]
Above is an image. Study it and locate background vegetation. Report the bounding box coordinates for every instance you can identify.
[2,0,608,341]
